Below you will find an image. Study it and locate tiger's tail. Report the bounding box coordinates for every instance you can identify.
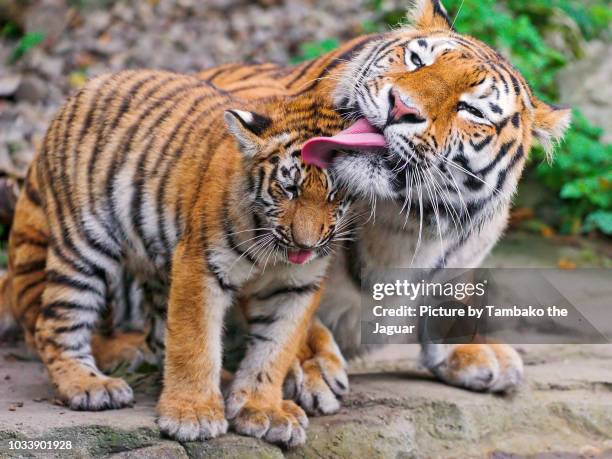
[0,271,18,339]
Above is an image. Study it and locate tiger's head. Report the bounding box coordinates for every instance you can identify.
[224,99,351,265]
[304,0,571,227]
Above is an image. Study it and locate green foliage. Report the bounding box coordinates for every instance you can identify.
[442,0,611,236]
[1,22,22,39]
[291,38,340,64]
[9,31,45,63]
[295,0,611,235]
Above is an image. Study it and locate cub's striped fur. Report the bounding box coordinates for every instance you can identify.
[3,69,353,446]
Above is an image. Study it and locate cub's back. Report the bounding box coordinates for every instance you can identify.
[33,69,242,264]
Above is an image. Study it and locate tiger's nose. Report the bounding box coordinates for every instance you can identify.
[388,88,425,124]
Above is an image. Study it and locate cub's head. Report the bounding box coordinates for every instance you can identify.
[224,100,351,265]
[312,0,571,224]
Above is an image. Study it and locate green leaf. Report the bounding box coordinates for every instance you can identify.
[585,211,612,235]
[9,32,46,63]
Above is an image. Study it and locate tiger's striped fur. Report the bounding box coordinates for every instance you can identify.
[3,69,354,445]
[202,0,571,400]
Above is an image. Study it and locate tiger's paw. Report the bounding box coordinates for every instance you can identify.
[284,355,349,416]
[428,343,523,393]
[92,331,149,373]
[227,391,308,448]
[58,372,134,410]
[157,392,228,442]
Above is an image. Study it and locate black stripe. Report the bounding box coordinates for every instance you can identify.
[222,200,256,265]
[14,259,46,276]
[247,314,277,325]
[469,135,493,152]
[294,35,382,96]
[246,332,273,343]
[15,275,45,304]
[286,59,320,88]
[478,140,515,175]
[24,177,42,206]
[206,256,238,292]
[11,232,47,248]
[205,64,241,83]
[54,322,94,334]
[45,270,103,297]
[41,301,98,319]
[432,0,453,29]
[255,283,319,302]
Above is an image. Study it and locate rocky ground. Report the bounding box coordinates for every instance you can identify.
[1,232,611,459]
[1,2,611,458]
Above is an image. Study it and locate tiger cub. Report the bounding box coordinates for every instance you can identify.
[5,70,351,446]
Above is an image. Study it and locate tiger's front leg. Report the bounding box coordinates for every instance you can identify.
[421,342,524,393]
[226,289,323,447]
[284,317,349,415]
[156,240,230,441]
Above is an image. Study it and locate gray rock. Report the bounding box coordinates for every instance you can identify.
[14,75,47,103]
[0,74,21,98]
[557,40,612,143]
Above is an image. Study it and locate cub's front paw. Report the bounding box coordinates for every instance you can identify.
[284,356,349,416]
[227,392,308,448]
[157,393,228,441]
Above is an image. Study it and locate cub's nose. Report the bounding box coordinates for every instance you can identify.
[388,88,425,124]
[290,226,317,250]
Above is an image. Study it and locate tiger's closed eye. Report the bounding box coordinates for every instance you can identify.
[410,52,424,68]
[457,101,485,119]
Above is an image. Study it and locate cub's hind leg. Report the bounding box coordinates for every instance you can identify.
[34,246,133,410]
[92,331,148,373]
[284,317,349,416]
[7,168,50,349]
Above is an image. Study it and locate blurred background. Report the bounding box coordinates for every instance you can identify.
[0,0,610,268]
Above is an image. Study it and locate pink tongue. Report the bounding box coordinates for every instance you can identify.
[301,118,387,169]
[288,250,312,264]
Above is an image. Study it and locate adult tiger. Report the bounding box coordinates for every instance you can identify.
[202,0,571,409]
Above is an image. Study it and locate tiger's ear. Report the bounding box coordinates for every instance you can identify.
[532,99,572,159]
[224,109,272,157]
[407,0,454,31]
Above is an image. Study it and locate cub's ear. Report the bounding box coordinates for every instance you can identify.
[407,0,454,31]
[532,99,572,159]
[224,109,272,157]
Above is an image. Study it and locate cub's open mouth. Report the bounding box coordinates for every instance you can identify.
[301,118,387,168]
[287,249,313,264]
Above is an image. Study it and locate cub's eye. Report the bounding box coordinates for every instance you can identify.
[457,101,485,119]
[410,52,424,69]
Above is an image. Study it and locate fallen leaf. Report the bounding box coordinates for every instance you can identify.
[69,72,88,88]
[540,225,555,239]
[558,258,577,270]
